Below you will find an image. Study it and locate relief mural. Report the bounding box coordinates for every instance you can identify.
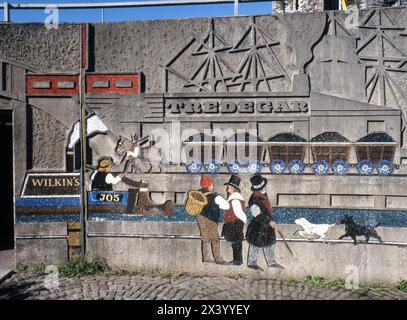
[3,8,407,280]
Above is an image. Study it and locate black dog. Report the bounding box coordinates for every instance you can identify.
[339,215,383,245]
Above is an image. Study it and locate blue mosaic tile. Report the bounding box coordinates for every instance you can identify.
[227,159,243,174]
[376,160,394,176]
[269,159,286,174]
[204,159,221,174]
[16,197,80,207]
[185,159,202,173]
[288,159,305,175]
[16,206,407,228]
[16,214,80,224]
[312,160,330,175]
[357,160,374,175]
[332,160,350,176]
[270,207,407,228]
[246,160,262,174]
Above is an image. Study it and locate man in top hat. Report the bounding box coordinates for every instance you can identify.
[246,174,283,271]
[222,174,247,266]
[197,175,230,264]
[90,156,124,191]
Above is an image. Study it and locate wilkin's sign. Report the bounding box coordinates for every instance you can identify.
[166,100,308,115]
[21,173,80,197]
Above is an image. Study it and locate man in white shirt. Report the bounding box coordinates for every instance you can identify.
[90,156,123,191]
[221,174,247,266]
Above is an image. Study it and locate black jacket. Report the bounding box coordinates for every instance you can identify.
[199,189,221,223]
[246,193,276,247]
[91,171,112,191]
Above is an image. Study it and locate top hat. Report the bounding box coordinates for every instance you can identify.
[97,156,113,169]
[250,174,267,192]
[224,174,241,190]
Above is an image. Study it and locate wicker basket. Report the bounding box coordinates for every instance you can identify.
[185,190,208,216]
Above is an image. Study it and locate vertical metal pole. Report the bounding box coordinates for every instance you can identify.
[102,0,104,23]
[234,0,238,16]
[79,26,88,256]
[4,2,10,22]
[79,71,87,256]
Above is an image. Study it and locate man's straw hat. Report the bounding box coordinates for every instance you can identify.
[97,156,113,170]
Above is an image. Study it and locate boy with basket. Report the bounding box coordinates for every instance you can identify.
[187,175,230,264]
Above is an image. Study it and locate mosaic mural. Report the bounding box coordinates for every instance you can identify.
[2,8,407,280]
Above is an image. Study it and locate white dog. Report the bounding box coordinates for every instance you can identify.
[294,218,334,241]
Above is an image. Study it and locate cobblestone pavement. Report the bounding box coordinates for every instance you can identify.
[1,272,407,300]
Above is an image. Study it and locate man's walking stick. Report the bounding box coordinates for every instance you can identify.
[272,222,293,257]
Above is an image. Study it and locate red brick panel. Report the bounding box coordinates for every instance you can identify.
[86,74,140,94]
[26,75,79,96]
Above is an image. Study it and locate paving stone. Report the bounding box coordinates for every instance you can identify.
[2,271,407,300]
[115,290,126,296]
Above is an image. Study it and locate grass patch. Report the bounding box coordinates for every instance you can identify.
[58,255,109,277]
[285,276,299,285]
[304,275,346,289]
[304,275,328,288]
[326,277,346,287]
[394,279,407,292]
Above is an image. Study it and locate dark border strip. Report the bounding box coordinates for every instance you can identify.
[15,235,68,240]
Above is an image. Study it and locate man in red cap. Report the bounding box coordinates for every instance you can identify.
[197,175,229,264]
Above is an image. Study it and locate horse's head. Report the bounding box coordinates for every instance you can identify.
[132,133,140,144]
[115,135,132,156]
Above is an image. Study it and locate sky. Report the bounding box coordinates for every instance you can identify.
[1,0,274,23]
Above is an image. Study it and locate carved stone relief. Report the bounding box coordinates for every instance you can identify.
[162,16,294,93]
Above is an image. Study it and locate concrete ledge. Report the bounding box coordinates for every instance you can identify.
[15,223,67,237]
[88,220,200,236]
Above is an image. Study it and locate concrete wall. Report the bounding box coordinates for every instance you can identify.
[119,173,407,209]
[15,223,68,266]
[16,220,407,284]
[4,8,407,281]
[2,8,407,194]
